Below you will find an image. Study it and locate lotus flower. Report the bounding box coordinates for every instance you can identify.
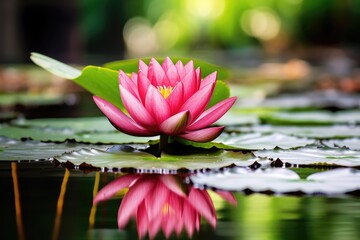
[93,58,236,147]
[93,174,237,239]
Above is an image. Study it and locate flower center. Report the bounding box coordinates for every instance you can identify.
[162,203,175,215]
[157,85,173,99]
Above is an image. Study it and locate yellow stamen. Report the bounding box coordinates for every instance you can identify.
[162,203,175,215]
[158,85,173,99]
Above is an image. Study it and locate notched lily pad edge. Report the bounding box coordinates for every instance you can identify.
[191,183,360,197]
[54,158,265,174]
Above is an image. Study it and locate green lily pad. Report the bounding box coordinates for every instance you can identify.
[254,147,360,167]
[179,132,314,150]
[13,117,115,132]
[55,148,267,171]
[261,110,360,125]
[0,137,110,161]
[323,138,360,150]
[215,111,259,126]
[0,125,157,144]
[0,93,65,106]
[231,125,360,139]
[191,168,360,196]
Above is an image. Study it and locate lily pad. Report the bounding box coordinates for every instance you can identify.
[323,138,360,150]
[179,132,314,150]
[231,125,360,139]
[215,111,259,126]
[13,117,115,132]
[261,110,360,125]
[254,147,360,167]
[55,148,268,171]
[190,168,360,196]
[0,93,65,106]
[0,137,110,161]
[0,125,157,144]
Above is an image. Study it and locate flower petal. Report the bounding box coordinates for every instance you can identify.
[179,126,224,142]
[161,57,173,72]
[179,82,216,123]
[160,175,187,197]
[200,71,217,89]
[118,177,157,228]
[186,97,237,131]
[175,60,185,77]
[148,58,169,86]
[120,85,157,130]
[145,179,169,223]
[188,189,216,227]
[159,110,190,135]
[162,57,180,86]
[181,69,198,100]
[184,60,194,75]
[136,201,149,239]
[148,214,162,239]
[161,194,180,238]
[166,82,184,114]
[93,174,141,204]
[195,67,201,89]
[145,85,171,124]
[93,96,156,136]
[137,72,151,104]
[138,60,148,74]
[183,201,196,237]
[214,190,237,205]
[119,70,139,99]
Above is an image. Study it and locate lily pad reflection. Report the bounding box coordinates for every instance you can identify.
[255,147,360,167]
[231,125,360,139]
[0,137,110,161]
[55,147,267,171]
[191,168,360,196]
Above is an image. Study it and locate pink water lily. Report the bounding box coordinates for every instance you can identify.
[93,174,237,239]
[93,57,236,148]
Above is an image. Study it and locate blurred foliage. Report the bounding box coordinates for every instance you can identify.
[77,0,360,58]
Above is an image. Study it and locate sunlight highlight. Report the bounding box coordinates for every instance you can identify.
[240,7,281,41]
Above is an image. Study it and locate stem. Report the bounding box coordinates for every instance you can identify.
[159,134,169,156]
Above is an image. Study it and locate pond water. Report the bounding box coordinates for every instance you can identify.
[1,161,359,240]
[1,63,360,240]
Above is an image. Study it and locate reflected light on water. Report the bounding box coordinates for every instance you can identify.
[93,173,236,239]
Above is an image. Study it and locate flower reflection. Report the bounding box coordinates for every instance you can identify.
[93,174,236,239]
